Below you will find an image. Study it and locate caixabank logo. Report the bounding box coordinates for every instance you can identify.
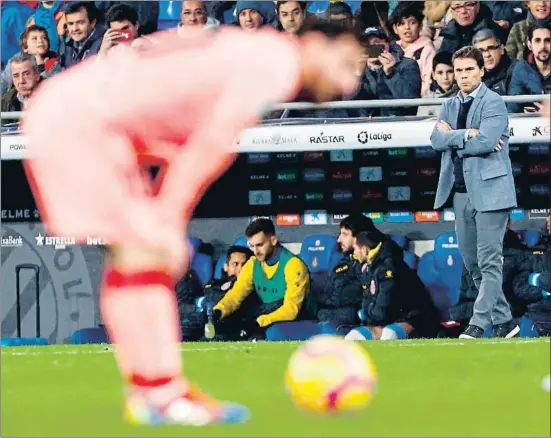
[0,223,97,344]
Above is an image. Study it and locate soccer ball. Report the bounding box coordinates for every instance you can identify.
[284,335,377,414]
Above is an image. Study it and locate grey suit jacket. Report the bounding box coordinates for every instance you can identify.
[430,83,517,212]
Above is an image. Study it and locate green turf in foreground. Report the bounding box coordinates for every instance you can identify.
[1,338,550,437]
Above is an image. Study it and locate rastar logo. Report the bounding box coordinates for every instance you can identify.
[309,132,345,144]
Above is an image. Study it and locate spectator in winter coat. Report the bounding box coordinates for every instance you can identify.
[418,51,458,116]
[439,1,505,54]
[506,0,551,60]
[508,23,551,113]
[1,53,42,117]
[276,1,309,35]
[98,3,140,56]
[58,1,105,70]
[177,0,220,34]
[472,27,517,96]
[235,1,274,33]
[360,26,422,117]
[392,3,437,95]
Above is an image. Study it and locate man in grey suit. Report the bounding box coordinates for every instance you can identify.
[430,46,519,339]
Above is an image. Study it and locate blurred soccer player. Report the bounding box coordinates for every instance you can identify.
[22,23,362,426]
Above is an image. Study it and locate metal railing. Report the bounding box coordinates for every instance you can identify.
[1,94,549,121]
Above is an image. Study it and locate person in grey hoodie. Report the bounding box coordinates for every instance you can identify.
[418,51,458,116]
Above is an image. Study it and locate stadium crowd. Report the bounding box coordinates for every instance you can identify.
[0,1,549,341]
[1,1,550,115]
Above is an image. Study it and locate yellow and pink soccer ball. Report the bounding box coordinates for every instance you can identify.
[285,335,377,415]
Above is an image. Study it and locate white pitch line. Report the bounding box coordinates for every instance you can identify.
[1,338,548,356]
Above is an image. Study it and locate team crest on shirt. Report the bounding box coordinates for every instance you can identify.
[311,257,319,268]
[385,270,393,279]
[221,281,232,291]
[370,280,376,295]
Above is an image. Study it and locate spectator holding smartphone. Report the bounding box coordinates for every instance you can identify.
[507,23,551,113]
[99,4,140,56]
[359,26,421,117]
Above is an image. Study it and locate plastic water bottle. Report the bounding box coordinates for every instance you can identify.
[204,305,215,340]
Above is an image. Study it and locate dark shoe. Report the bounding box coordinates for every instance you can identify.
[492,320,520,338]
[459,325,485,339]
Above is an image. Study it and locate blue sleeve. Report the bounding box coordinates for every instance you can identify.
[384,59,422,99]
[507,63,525,113]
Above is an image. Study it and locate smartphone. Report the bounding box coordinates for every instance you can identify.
[365,44,385,58]
[116,29,133,41]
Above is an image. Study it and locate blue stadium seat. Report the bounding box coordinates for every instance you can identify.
[266,321,323,341]
[418,232,463,317]
[1,337,48,347]
[71,327,109,344]
[348,1,361,12]
[233,235,249,248]
[213,236,250,280]
[158,0,181,29]
[223,5,236,24]
[214,257,226,280]
[519,317,539,337]
[308,1,329,16]
[403,250,419,270]
[189,236,202,255]
[391,234,409,249]
[520,229,542,248]
[299,234,340,296]
[191,253,213,286]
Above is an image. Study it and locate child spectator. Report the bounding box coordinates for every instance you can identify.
[392,2,437,95]
[418,51,458,116]
[26,1,66,52]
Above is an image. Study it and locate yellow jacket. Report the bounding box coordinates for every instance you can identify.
[214,255,310,327]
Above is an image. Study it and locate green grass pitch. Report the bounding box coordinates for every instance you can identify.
[2,338,550,437]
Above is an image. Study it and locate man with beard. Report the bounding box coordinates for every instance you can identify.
[212,218,316,340]
[316,214,375,327]
[508,23,551,113]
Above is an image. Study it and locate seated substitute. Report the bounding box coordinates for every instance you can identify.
[201,245,253,341]
[212,218,316,340]
[345,230,440,341]
[317,214,380,327]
